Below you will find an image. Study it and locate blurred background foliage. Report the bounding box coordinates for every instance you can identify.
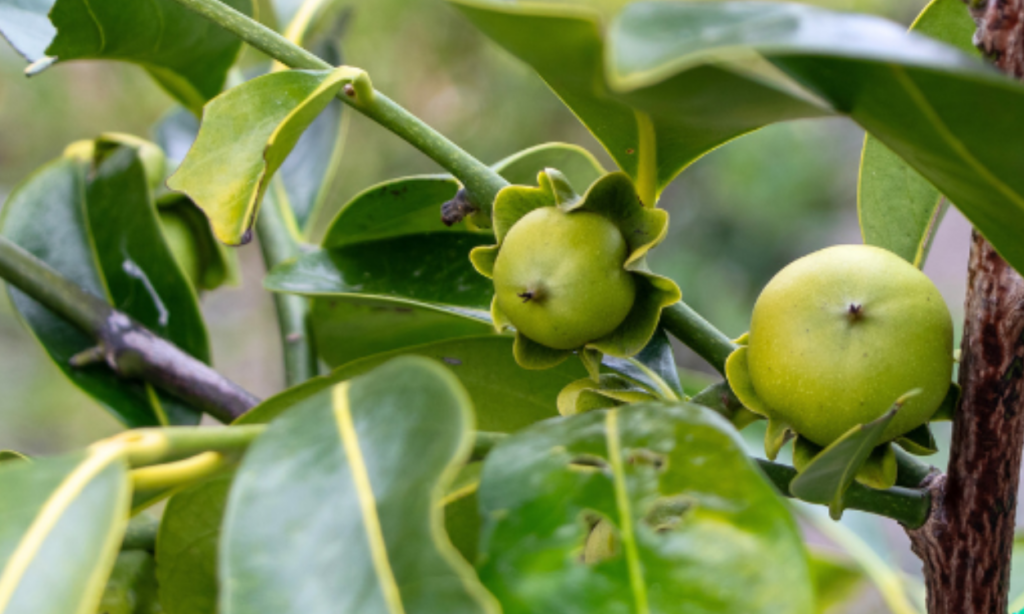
[1,0,979,611]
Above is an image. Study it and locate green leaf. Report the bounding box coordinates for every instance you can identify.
[86,145,210,364]
[0,0,55,62]
[276,0,351,233]
[168,67,365,245]
[0,147,205,427]
[236,336,586,433]
[46,0,253,112]
[97,551,161,614]
[310,297,495,368]
[158,193,241,292]
[0,452,27,464]
[322,176,470,249]
[444,463,484,565]
[321,143,604,249]
[221,357,499,614]
[607,1,1024,276]
[790,406,900,520]
[477,402,814,614]
[858,0,977,267]
[157,475,232,614]
[600,328,682,399]
[0,446,130,614]
[451,0,830,202]
[267,233,496,367]
[492,142,605,192]
[807,549,864,614]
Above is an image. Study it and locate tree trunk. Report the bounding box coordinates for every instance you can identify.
[905,7,1024,613]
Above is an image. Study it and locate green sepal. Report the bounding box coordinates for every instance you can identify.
[792,436,821,474]
[731,408,763,431]
[514,332,573,369]
[545,167,582,210]
[557,374,658,416]
[929,381,961,421]
[492,176,555,242]
[490,295,512,332]
[765,417,796,462]
[790,396,908,520]
[854,443,898,490]
[724,344,771,417]
[572,172,670,267]
[894,422,939,456]
[588,266,681,358]
[471,245,499,279]
[580,348,603,382]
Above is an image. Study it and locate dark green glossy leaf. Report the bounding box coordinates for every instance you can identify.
[97,551,161,614]
[169,67,364,244]
[310,296,494,368]
[858,0,977,267]
[0,447,130,614]
[452,0,829,200]
[321,143,604,249]
[601,327,682,399]
[477,402,813,614]
[46,0,252,112]
[0,151,202,427]
[157,474,232,614]
[221,357,499,614]
[268,232,496,366]
[87,145,209,363]
[236,336,585,433]
[0,0,54,62]
[790,408,898,519]
[322,175,467,249]
[276,0,350,233]
[607,1,1024,275]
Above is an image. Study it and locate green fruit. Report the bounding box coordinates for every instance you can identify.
[493,207,636,350]
[747,244,953,447]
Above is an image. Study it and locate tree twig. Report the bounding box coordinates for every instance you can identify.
[258,186,318,387]
[0,235,260,423]
[660,301,738,375]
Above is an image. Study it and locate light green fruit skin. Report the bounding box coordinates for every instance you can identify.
[493,207,636,350]
[747,244,953,447]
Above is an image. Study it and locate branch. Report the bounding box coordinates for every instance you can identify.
[258,187,318,386]
[0,235,260,423]
[167,0,509,217]
[904,4,1024,613]
[660,301,738,375]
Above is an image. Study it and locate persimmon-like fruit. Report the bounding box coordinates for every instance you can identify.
[747,245,953,446]
[492,207,636,350]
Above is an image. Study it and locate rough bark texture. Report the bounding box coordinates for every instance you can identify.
[908,232,1024,613]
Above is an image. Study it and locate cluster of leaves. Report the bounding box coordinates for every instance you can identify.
[2,0,1024,612]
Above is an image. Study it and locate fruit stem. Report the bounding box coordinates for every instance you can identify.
[661,301,737,375]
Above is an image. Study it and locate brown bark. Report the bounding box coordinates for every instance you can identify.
[908,233,1024,613]
[905,5,1024,612]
